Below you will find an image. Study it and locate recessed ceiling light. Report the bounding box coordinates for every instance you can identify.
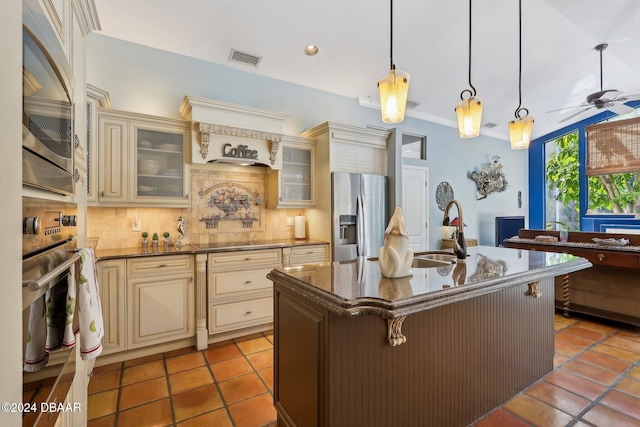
[305,45,319,56]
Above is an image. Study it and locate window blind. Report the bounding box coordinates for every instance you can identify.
[586,116,640,176]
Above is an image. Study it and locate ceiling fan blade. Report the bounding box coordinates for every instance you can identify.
[558,106,594,123]
[545,104,590,113]
[608,102,635,116]
[616,93,640,102]
[586,89,621,104]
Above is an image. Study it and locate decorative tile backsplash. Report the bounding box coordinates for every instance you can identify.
[87,165,302,250]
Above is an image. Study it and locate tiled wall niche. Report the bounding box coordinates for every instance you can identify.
[87,165,304,250]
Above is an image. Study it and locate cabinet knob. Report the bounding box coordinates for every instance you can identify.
[158,263,168,267]
[245,257,252,261]
[597,254,605,262]
[245,311,253,315]
[244,280,252,284]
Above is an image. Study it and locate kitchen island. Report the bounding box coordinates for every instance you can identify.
[267,246,591,427]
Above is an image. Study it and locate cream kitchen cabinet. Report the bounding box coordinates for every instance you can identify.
[267,135,316,208]
[127,256,195,349]
[282,244,329,267]
[96,109,190,207]
[208,249,281,335]
[96,255,195,355]
[96,259,127,355]
[86,84,111,203]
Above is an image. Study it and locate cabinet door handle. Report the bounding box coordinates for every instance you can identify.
[245,311,253,315]
[597,254,605,262]
[244,280,253,284]
[158,263,168,267]
[245,257,252,261]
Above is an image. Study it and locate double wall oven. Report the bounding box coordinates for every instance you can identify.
[21,24,81,426]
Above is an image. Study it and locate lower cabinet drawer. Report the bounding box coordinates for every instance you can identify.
[208,268,273,298]
[128,255,193,276]
[209,297,273,333]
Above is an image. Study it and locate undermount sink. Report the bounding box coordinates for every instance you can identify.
[369,251,459,269]
[411,253,457,268]
[411,257,451,268]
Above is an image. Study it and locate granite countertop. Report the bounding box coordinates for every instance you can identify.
[268,245,592,318]
[94,239,328,261]
[504,236,640,252]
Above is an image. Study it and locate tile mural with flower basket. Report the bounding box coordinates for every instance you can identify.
[198,183,262,228]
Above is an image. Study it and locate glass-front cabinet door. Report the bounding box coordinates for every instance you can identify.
[282,147,311,201]
[135,128,185,199]
[130,118,190,206]
[268,136,315,208]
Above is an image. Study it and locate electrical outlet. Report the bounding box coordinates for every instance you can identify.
[286,217,294,227]
[133,218,141,232]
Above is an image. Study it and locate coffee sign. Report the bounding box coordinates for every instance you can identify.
[222,143,258,160]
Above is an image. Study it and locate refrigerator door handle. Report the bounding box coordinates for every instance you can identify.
[360,194,368,256]
[356,194,364,257]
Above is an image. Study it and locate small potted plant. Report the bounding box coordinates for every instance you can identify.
[152,232,159,251]
[163,231,170,250]
[141,231,149,250]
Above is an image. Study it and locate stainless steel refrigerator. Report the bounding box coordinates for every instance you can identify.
[332,172,387,262]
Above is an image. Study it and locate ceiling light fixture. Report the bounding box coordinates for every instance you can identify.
[455,0,483,138]
[378,0,410,123]
[508,0,534,149]
[305,45,319,56]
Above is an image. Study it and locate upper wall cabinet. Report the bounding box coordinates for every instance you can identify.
[95,109,191,207]
[267,135,316,208]
[301,122,390,176]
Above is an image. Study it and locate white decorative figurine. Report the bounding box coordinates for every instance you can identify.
[378,207,414,278]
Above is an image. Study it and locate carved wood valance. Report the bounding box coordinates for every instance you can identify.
[197,122,282,165]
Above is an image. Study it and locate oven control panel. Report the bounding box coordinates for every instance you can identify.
[22,197,78,257]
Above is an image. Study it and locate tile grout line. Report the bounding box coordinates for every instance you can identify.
[478,316,639,426]
[200,345,238,427]
[161,353,178,427]
[525,320,640,426]
[567,339,640,425]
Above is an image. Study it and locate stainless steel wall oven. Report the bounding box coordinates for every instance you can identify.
[22,197,79,426]
[22,26,75,196]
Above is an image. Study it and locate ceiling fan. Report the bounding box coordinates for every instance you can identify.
[550,43,640,123]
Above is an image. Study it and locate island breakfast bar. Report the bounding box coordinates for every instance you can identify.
[267,246,591,427]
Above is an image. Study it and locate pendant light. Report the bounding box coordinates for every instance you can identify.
[455,0,483,138]
[508,0,534,149]
[378,0,410,123]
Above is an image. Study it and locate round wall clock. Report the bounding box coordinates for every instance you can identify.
[436,181,454,211]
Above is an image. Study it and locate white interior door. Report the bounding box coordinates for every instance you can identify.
[402,165,428,252]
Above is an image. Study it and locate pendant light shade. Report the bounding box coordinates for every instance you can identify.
[509,0,534,149]
[456,0,483,138]
[379,68,410,123]
[509,113,534,149]
[456,93,483,138]
[378,0,409,123]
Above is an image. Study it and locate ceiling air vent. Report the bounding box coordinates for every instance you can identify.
[229,49,262,67]
[483,122,498,129]
[405,100,419,110]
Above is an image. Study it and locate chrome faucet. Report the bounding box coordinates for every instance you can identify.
[443,199,467,261]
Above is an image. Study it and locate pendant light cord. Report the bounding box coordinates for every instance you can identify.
[514,0,528,118]
[467,0,477,97]
[390,0,395,70]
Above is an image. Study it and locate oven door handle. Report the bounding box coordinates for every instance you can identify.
[22,252,81,291]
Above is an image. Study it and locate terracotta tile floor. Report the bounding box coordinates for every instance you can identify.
[87,332,276,427]
[474,313,640,427]
[86,314,640,427]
